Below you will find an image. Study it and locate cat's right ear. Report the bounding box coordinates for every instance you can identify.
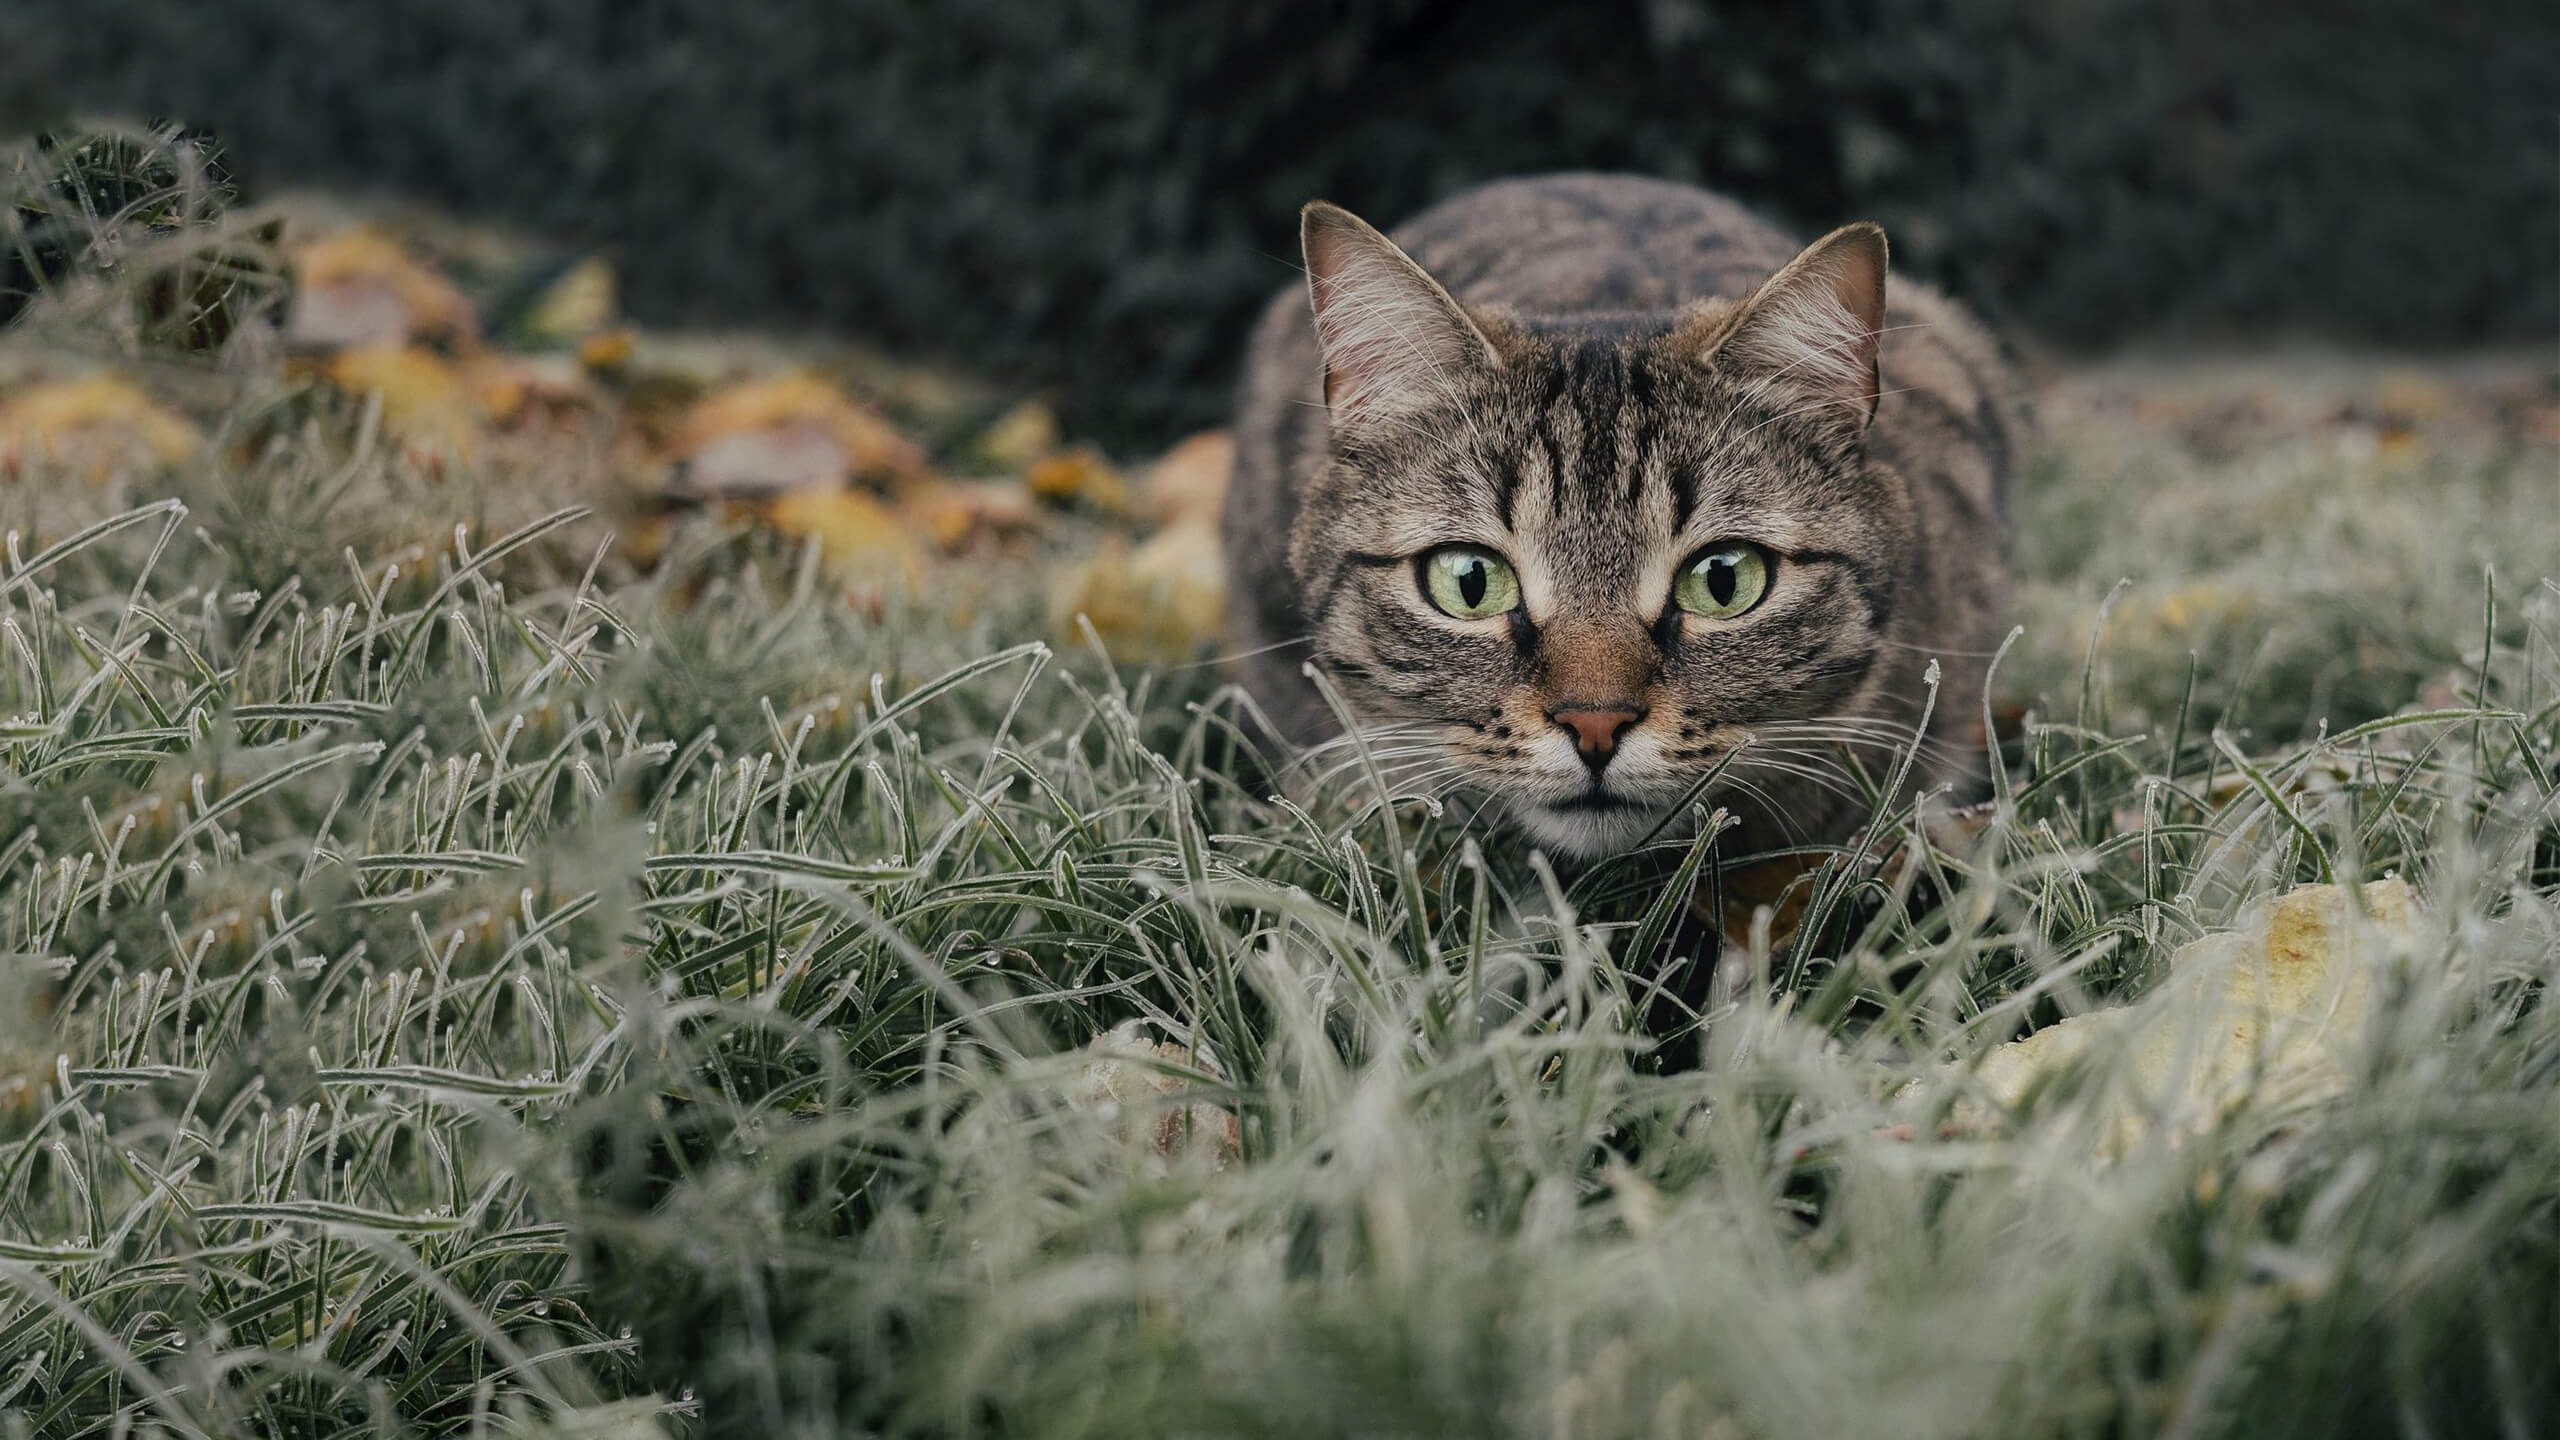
[1302,202,1500,430]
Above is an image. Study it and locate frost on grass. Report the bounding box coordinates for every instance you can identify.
[0,324,2551,1440]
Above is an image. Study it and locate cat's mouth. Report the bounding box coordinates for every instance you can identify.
[1546,786,1639,814]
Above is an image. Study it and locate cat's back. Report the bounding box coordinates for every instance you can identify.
[1358,172,1807,317]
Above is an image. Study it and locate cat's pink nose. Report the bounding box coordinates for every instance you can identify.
[1550,705,1643,763]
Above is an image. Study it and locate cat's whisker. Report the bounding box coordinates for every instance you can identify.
[1725,756,1866,808]
[1745,735,1939,779]
[1748,727,1957,764]
[1304,757,1441,799]
[1172,633,1317,669]
[1749,715,1965,754]
[1288,723,1441,767]
[1708,774,1812,849]
[1299,744,1458,796]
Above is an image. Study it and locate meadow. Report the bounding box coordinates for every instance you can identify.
[1,138,2555,1439]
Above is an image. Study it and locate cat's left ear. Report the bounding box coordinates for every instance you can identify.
[1700,222,1888,432]
[1302,201,1502,430]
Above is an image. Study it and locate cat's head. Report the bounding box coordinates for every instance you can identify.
[1287,201,1911,859]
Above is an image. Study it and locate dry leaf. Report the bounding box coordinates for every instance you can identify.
[975,398,1059,471]
[1144,428,1233,529]
[0,375,203,482]
[1050,518,1226,662]
[1698,799,1994,953]
[322,345,483,460]
[523,257,617,343]
[465,353,595,430]
[670,373,927,498]
[1062,1019,1240,1167]
[1942,877,2420,1152]
[751,486,924,594]
[578,328,637,373]
[911,479,1042,554]
[287,228,476,351]
[2369,371,2457,424]
[1025,446,1130,513]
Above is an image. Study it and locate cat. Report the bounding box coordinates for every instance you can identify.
[1221,173,2023,860]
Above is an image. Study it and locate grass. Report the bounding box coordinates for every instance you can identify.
[1,266,2555,1435]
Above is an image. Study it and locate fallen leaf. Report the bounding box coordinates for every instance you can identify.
[1937,876,2420,1153]
[1051,518,1226,662]
[1698,850,1828,955]
[464,353,595,430]
[2370,371,2456,424]
[752,486,924,594]
[1061,1019,1240,1167]
[911,479,1042,554]
[522,257,617,344]
[1025,446,1130,513]
[1144,428,1233,529]
[287,228,476,351]
[974,398,1059,471]
[670,372,927,498]
[0,374,203,482]
[322,345,482,461]
[1698,799,1994,953]
[578,328,637,373]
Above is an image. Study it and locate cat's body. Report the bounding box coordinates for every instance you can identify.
[1223,173,2023,858]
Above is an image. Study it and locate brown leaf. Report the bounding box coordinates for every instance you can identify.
[1694,850,1829,955]
[1025,446,1130,513]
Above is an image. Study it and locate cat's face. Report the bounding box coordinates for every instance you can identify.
[1288,204,1909,858]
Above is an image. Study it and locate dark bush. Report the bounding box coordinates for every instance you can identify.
[10,0,2552,443]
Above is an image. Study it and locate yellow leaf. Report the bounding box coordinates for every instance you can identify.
[974,398,1059,471]
[1050,519,1226,663]
[287,227,476,350]
[754,487,923,591]
[910,479,1042,554]
[0,375,204,483]
[1025,446,1129,512]
[462,354,593,430]
[1946,877,2421,1153]
[523,257,617,343]
[578,328,637,372]
[323,345,482,461]
[671,373,927,497]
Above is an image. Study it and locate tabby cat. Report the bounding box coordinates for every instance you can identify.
[1222,173,2023,859]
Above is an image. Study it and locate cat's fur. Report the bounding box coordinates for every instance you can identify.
[1223,173,2024,859]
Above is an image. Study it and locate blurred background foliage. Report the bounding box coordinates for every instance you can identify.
[7,0,2555,443]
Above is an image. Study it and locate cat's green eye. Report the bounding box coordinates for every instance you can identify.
[1421,545,1521,619]
[1674,543,1771,620]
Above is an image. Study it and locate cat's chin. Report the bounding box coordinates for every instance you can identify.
[1504,794,1677,862]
